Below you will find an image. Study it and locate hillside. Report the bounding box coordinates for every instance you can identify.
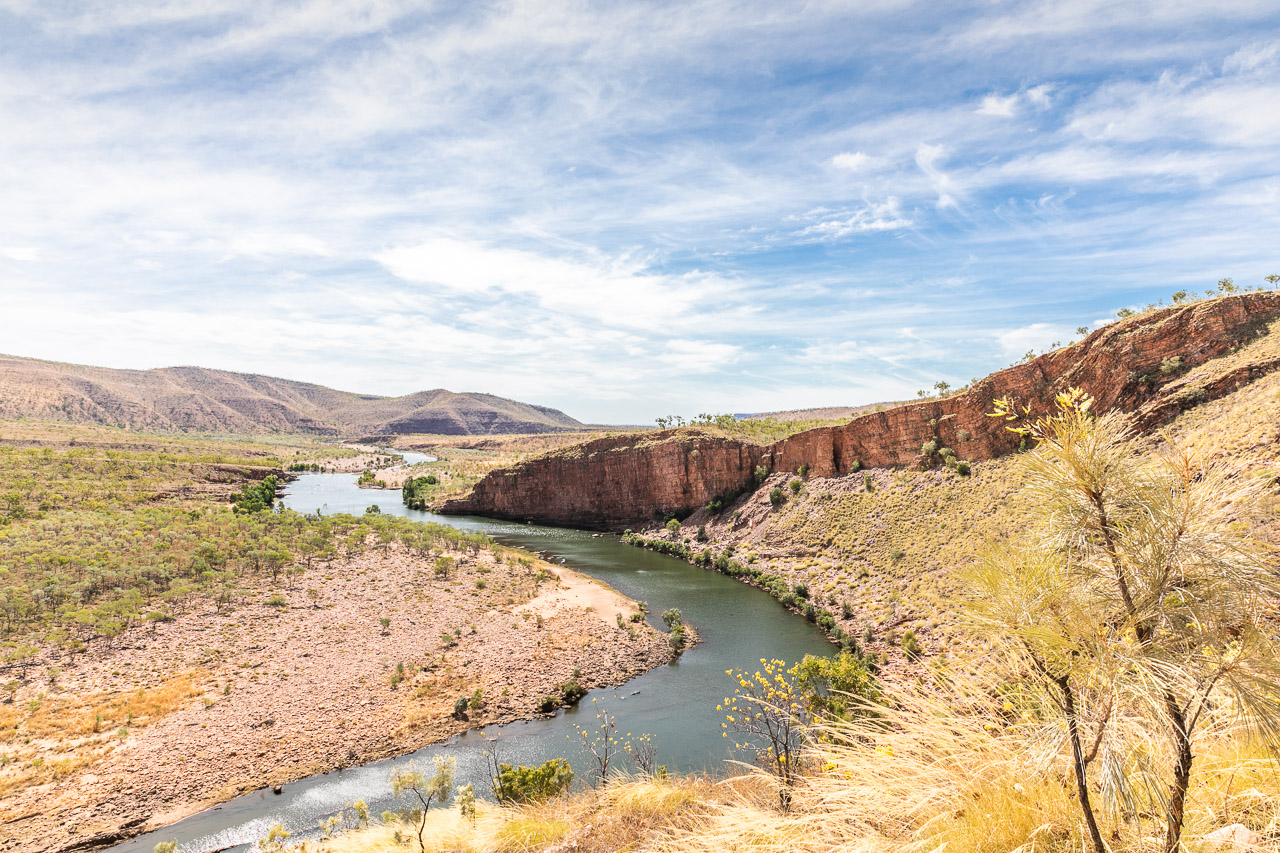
[443,292,1280,527]
[0,354,582,436]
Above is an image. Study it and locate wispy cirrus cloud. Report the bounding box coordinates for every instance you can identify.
[1,1,1278,422]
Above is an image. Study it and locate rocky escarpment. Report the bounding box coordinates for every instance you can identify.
[443,293,1280,529]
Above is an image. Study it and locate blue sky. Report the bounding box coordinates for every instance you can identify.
[1,1,1278,424]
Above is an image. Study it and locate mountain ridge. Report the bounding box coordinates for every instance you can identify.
[0,353,583,436]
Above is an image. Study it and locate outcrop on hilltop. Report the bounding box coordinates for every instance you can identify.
[442,293,1280,529]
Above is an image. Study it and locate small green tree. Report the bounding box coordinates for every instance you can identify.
[974,389,1280,853]
[390,756,456,853]
[494,757,574,803]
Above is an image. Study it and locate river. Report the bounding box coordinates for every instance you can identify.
[110,454,832,852]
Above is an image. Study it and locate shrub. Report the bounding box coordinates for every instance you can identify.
[849,459,862,473]
[753,464,769,485]
[920,439,939,457]
[1159,355,1185,375]
[668,624,686,651]
[863,472,874,492]
[265,593,287,608]
[789,478,803,494]
[559,678,586,705]
[696,525,708,542]
[665,518,680,534]
[955,460,971,476]
[662,608,683,630]
[494,758,574,804]
[452,696,469,718]
[769,487,784,507]
[797,464,809,478]
[792,582,809,599]
[901,630,922,660]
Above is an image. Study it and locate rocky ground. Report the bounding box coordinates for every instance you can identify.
[0,545,669,853]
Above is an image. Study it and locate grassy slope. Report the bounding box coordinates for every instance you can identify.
[315,315,1280,853]
[650,318,1280,673]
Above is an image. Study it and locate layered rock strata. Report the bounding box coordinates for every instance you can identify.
[443,294,1280,529]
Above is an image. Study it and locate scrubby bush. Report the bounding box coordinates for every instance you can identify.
[955,460,971,476]
[559,678,586,705]
[665,518,681,534]
[769,486,784,507]
[901,629,922,660]
[789,478,802,494]
[493,758,574,804]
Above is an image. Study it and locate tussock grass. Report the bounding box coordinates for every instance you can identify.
[316,705,1279,853]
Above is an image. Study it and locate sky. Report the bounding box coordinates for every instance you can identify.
[1,1,1278,424]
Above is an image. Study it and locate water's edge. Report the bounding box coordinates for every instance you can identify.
[109,455,832,853]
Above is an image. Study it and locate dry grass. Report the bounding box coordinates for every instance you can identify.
[676,328,1280,672]
[0,672,202,798]
[311,692,1280,853]
[654,686,1280,853]
[317,775,726,853]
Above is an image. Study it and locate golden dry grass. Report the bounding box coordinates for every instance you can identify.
[0,672,203,798]
[313,698,1280,853]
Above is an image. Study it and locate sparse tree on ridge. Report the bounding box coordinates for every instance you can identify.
[972,389,1280,853]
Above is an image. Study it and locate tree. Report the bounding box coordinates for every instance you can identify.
[572,700,620,784]
[973,389,1280,853]
[493,758,574,803]
[724,654,879,808]
[389,756,456,853]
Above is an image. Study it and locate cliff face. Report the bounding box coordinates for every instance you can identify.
[443,293,1280,529]
[447,432,767,529]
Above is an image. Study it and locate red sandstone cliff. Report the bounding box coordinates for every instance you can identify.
[442,293,1280,529]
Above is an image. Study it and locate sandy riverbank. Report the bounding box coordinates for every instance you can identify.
[0,544,669,853]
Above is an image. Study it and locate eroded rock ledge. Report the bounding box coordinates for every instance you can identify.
[442,293,1280,529]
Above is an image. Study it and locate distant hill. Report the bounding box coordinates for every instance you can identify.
[0,354,583,436]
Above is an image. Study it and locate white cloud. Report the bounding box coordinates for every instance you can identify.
[915,144,961,209]
[374,238,728,329]
[829,151,883,172]
[1,247,39,261]
[976,93,1019,117]
[796,198,913,239]
[996,322,1075,359]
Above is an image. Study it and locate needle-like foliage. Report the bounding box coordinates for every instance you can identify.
[972,389,1280,853]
